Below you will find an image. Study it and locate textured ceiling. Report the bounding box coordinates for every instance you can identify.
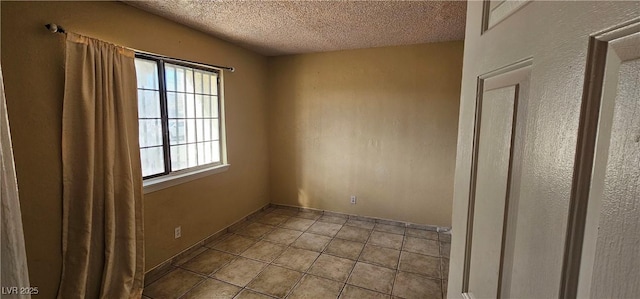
[125,1,467,56]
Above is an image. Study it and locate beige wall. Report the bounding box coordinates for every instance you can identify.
[268,42,463,227]
[1,2,270,297]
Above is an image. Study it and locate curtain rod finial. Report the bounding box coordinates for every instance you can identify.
[45,23,65,34]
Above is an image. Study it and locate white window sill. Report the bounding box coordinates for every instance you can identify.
[143,164,230,194]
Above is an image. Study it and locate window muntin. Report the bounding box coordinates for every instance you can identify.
[135,56,223,179]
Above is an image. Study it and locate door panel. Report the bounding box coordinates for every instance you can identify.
[576,23,640,299]
[483,0,530,32]
[591,52,639,299]
[464,62,531,299]
[468,85,515,299]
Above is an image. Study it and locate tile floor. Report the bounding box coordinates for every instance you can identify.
[143,207,451,299]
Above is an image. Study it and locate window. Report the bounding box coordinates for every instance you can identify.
[134,54,226,183]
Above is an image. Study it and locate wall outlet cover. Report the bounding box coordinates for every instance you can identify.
[175,226,182,239]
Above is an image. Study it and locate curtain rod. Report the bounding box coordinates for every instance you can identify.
[45,23,235,73]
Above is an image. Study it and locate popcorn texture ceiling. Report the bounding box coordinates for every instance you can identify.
[125,1,467,56]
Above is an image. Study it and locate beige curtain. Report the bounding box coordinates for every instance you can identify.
[1,65,31,299]
[58,33,144,299]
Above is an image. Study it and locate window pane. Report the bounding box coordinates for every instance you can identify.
[167,92,187,119]
[176,93,186,118]
[186,69,194,93]
[138,90,160,118]
[203,96,212,117]
[167,92,176,118]
[140,146,164,177]
[170,145,188,171]
[197,142,206,164]
[195,71,202,93]
[211,75,218,95]
[165,65,176,91]
[187,143,198,167]
[139,119,163,147]
[203,74,211,94]
[212,120,219,140]
[203,141,213,164]
[196,119,204,141]
[176,68,185,92]
[168,119,186,145]
[137,90,147,118]
[186,119,196,143]
[134,59,158,89]
[186,93,195,118]
[203,119,212,141]
[212,140,221,163]
[195,95,204,118]
[212,96,219,118]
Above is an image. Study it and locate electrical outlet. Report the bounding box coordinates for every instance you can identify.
[350,195,357,204]
[174,226,182,239]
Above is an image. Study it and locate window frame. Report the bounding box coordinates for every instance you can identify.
[135,52,228,191]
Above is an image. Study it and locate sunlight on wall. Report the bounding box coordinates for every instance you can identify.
[269,42,464,226]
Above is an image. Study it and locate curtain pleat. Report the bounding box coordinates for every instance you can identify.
[58,32,143,299]
[1,66,32,299]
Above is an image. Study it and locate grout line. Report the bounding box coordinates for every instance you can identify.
[341,224,374,295]
[281,269,307,298]
[256,216,320,298]
[316,226,360,297]
[203,215,281,295]
[148,206,446,298]
[234,287,278,299]
[283,224,326,297]
[287,214,355,298]
[234,209,321,299]
[175,273,208,299]
[390,227,407,297]
[143,264,176,288]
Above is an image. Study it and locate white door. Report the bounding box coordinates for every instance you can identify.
[449,1,639,298]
